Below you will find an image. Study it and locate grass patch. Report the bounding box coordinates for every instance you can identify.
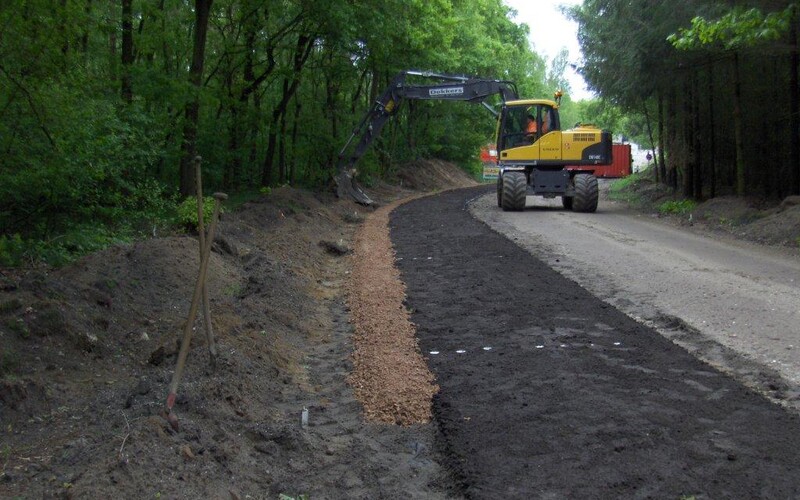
[658,199,696,215]
[607,170,651,205]
[0,225,133,268]
[227,189,267,209]
[6,318,29,339]
[0,347,20,375]
[224,282,243,297]
[0,299,23,315]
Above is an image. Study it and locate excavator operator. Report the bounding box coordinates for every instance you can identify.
[525,106,553,143]
[525,113,538,143]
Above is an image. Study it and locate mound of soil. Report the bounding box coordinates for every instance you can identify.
[738,205,800,246]
[616,176,800,249]
[0,162,476,499]
[395,158,478,192]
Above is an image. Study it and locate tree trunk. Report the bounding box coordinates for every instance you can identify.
[642,98,658,182]
[121,0,134,103]
[658,91,667,186]
[81,0,92,53]
[261,34,313,186]
[226,102,239,188]
[279,107,288,183]
[682,77,693,198]
[326,70,339,168]
[732,52,745,196]
[179,0,213,196]
[290,99,301,184]
[791,9,800,195]
[667,89,678,191]
[248,91,261,186]
[708,58,716,199]
[692,69,702,200]
[225,8,262,188]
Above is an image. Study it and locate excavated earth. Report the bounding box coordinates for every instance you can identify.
[0,160,474,499]
[2,160,800,499]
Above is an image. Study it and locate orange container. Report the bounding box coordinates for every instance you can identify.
[567,143,632,178]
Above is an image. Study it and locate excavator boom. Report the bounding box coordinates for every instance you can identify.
[335,70,518,204]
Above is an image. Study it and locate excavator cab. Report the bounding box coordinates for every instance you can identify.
[498,102,560,149]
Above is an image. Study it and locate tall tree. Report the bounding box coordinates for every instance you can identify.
[121,0,133,103]
[669,5,795,195]
[179,0,213,196]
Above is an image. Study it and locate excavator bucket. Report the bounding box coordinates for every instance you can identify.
[334,168,374,205]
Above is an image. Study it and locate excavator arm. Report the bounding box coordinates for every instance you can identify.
[335,70,518,204]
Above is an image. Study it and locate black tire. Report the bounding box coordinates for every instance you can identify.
[496,174,503,207]
[572,173,599,213]
[501,171,526,211]
[562,196,573,210]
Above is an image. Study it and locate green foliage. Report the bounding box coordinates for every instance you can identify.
[11,226,133,268]
[0,346,20,376]
[608,173,641,195]
[6,317,29,339]
[175,196,216,231]
[669,7,792,51]
[278,494,309,500]
[658,199,697,215]
[0,299,23,315]
[462,158,484,180]
[0,0,565,266]
[0,235,25,268]
[224,190,268,213]
[608,172,647,204]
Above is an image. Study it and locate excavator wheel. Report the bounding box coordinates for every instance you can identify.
[496,174,503,207]
[501,171,526,211]
[572,173,599,213]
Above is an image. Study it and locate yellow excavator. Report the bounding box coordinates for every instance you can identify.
[335,70,611,212]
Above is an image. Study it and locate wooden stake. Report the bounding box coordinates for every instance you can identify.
[165,192,228,428]
[194,156,217,368]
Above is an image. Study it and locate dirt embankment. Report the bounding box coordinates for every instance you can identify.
[615,175,800,249]
[0,160,475,499]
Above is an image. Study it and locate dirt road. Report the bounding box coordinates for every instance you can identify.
[391,186,800,499]
[471,187,800,405]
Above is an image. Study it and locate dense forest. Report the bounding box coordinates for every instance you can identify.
[1,0,565,264]
[1,0,798,265]
[571,0,800,200]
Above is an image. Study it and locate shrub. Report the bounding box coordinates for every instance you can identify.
[175,196,217,231]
